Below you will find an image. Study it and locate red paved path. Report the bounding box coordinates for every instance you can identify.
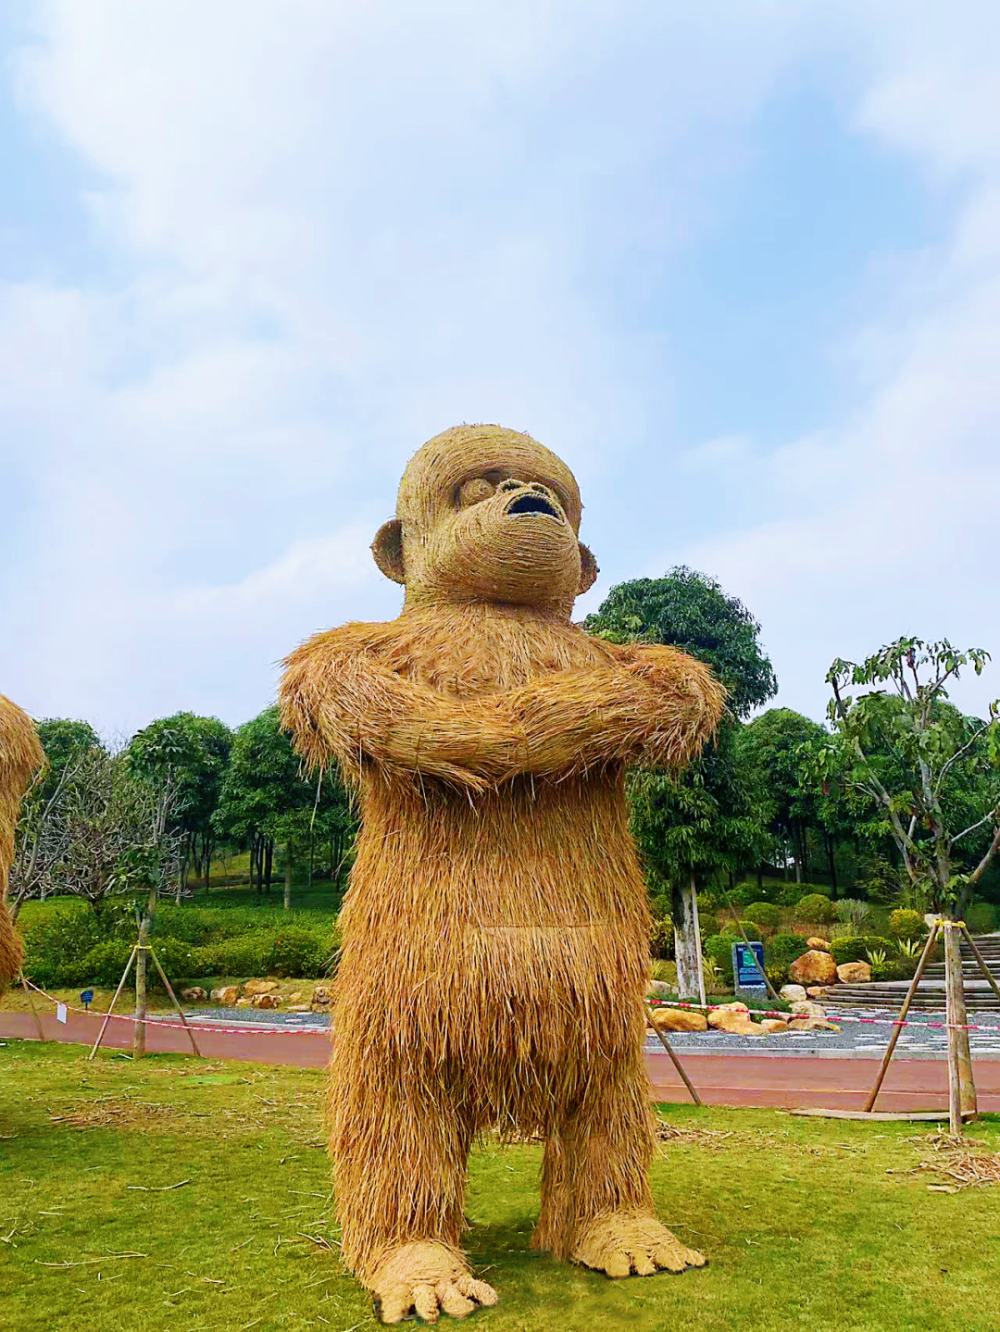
[5,1012,1000,1113]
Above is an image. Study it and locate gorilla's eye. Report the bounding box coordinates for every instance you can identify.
[457,478,496,508]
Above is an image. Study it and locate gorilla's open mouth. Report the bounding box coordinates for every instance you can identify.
[505,494,561,519]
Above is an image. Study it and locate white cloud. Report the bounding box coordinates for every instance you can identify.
[3,1,1000,735]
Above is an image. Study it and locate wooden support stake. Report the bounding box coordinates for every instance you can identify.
[864,922,939,1113]
[19,973,45,1042]
[88,945,137,1061]
[148,942,202,1058]
[645,1001,702,1107]
[944,920,976,1134]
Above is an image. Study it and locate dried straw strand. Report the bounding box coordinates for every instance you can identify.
[0,694,44,991]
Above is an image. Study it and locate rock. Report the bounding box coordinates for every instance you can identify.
[311,984,335,1006]
[288,991,303,1004]
[650,1007,708,1033]
[244,979,279,996]
[707,1002,762,1036]
[210,986,240,1005]
[789,950,838,986]
[806,986,828,999]
[836,961,872,984]
[648,979,676,999]
[806,937,832,952]
[236,997,253,1008]
[790,1000,826,1020]
[181,987,207,1002]
[759,1019,789,1034]
[288,1005,313,1013]
[788,1016,841,1033]
[251,993,282,1009]
[779,984,808,1004]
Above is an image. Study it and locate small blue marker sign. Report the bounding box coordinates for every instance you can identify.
[732,941,767,999]
[80,988,94,1011]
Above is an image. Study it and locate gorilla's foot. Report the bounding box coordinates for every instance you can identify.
[570,1212,706,1278]
[370,1241,498,1324]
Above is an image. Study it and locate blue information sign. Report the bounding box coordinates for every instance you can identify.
[732,940,766,997]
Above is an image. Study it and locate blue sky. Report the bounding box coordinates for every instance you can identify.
[2,2,999,735]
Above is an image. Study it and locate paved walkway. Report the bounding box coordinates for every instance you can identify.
[5,1010,1000,1113]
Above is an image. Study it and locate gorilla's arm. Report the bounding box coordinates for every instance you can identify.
[280,625,529,792]
[499,643,726,779]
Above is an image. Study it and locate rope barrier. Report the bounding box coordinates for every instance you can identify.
[22,980,329,1037]
[19,978,1000,1040]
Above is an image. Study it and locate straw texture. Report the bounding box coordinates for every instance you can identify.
[0,695,44,991]
[280,425,724,1319]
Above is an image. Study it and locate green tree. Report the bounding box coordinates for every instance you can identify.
[735,708,827,886]
[585,566,777,719]
[213,707,354,909]
[129,712,233,895]
[587,568,777,998]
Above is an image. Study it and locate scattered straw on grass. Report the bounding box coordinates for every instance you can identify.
[907,1132,1000,1191]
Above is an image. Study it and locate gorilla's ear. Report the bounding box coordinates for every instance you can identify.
[578,542,598,595]
[371,519,405,584]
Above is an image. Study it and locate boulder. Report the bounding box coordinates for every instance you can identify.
[648,979,676,1000]
[650,1007,708,1033]
[311,984,335,1007]
[806,937,832,952]
[779,984,807,1004]
[708,1002,763,1037]
[806,986,828,999]
[790,1000,827,1020]
[788,1016,841,1033]
[181,987,207,1002]
[789,950,838,986]
[836,961,872,984]
[288,991,303,1004]
[759,1019,789,1034]
[210,986,240,1006]
[251,993,282,1010]
[244,979,279,996]
[235,997,253,1008]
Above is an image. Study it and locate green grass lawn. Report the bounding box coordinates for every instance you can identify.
[2,1044,999,1331]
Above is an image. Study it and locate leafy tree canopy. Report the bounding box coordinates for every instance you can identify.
[585,565,778,719]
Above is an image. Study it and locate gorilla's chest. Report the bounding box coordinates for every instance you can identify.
[378,607,613,697]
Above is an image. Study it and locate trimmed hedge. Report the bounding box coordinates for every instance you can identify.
[743,902,780,929]
[889,909,925,941]
[795,893,838,925]
[830,935,895,966]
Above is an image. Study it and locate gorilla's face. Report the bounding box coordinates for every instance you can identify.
[372,427,597,614]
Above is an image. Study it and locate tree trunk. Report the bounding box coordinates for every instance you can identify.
[672,874,706,1004]
[252,837,262,894]
[284,842,293,912]
[308,833,314,891]
[264,840,273,893]
[133,886,157,1058]
[801,822,809,877]
[176,835,189,906]
[825,832,838,895]
[756,863,763,891]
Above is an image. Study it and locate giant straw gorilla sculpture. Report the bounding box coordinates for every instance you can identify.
[0,695,44,992]
[280,425,725,1322]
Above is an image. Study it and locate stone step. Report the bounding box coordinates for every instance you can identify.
[823,982,1000,1012]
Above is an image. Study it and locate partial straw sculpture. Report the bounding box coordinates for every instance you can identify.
[280,424,724,1319]
[0,694,45,991]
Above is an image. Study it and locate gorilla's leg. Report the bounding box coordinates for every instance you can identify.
[328,1035,497,1323]
[532,1048,706,1276]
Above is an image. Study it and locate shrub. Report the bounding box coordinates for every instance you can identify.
[744,902,780,929]
[762,933,808,987]
[836,898,871,927]
[889,908,926,941]
[968,902,998,935]
[74,939,136,989]
[830,935,895,966]
[703,935,734,984]
[721,919,767,938]
[263,927,331,979]
[795,893,838,925]
[871,956,918,982]
[650,916,674,960]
